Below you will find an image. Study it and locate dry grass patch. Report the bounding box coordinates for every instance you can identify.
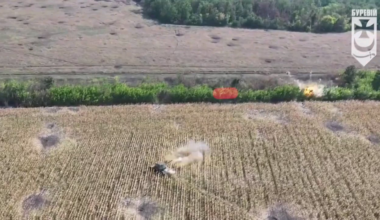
[150,104,165,114]
[42,107,81,115]
[330,106,342,114]
[244,109,288,124]
[163,120,181,130]
[43,107,63,114]
[295,103,313,115]
[66,107,81,114]
[46,122,57,129]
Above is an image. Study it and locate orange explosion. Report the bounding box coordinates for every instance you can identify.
[303,87,314,98]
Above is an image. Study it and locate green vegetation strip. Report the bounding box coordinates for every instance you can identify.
[0,66,380,107]
[142,0,380,33]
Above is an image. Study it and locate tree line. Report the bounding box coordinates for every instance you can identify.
[142,0,380,32]
[1,67,380,107]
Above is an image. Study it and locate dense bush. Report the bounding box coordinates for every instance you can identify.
[372,70,380,91]
[142,0,379,33]
[1,68,380,108]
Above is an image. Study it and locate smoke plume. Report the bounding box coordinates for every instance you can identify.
[165,140,210,167]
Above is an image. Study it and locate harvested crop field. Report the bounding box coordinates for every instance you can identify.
[1,101,380,219]
[0,0,379,82]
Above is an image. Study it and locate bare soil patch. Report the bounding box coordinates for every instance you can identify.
[267,203,305,220]
[367,134,380,145]
[38,134,60,149]
[20,190,49,217]
[22,194,45,211]
[135,23,144,29]
[325,121,345,133]
[119,197,161,220]
[32,123,76,153]
[269,45,280,49]
[264,58,275,63]
[175,29,185,37]
[227,41,238,47]
[209,34,221,40]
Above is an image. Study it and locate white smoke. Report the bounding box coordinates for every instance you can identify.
[287,71,331,97]
[165,140,210,167]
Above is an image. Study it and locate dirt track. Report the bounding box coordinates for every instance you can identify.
[0,0,379,82]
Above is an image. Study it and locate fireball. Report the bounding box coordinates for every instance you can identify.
[303,87,314,98]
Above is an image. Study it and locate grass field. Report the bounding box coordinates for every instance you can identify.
[0,0,379,85]
[1,101,380,219]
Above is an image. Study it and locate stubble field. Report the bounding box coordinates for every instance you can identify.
[1,101,380,219]
[0,0,379,85]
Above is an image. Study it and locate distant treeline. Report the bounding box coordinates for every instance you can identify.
[142,0,380,32]
[0,66,380,107]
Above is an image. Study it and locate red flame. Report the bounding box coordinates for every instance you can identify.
[213,87,238,100]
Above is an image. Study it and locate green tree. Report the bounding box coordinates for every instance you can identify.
[343,65,357,88]
[315,15,337,32]
[140,0,374,33]
[173,0,192,23]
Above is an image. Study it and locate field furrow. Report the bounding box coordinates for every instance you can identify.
[2,102,380,219]
[316,129,368,220]
[284,128,325,218]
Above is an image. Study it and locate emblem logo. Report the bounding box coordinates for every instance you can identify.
[351,9,377,67]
